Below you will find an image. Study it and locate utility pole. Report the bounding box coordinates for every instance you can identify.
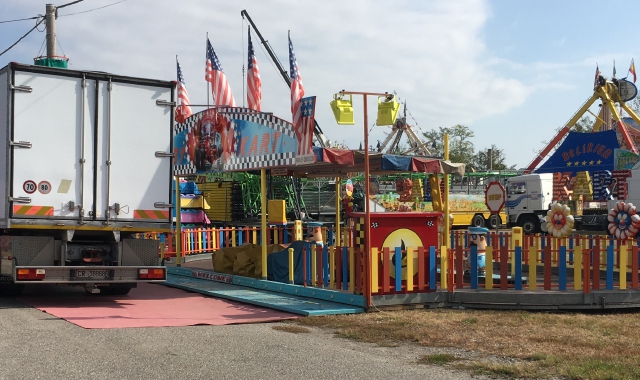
[488,148,493,171]
[45,4,57,58]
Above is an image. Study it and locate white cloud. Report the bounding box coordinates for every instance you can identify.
[1,0,531,155]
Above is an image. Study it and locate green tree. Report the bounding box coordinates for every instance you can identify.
[423,124,475,170]
[571,115,594,132]
[626,96,640,115]
[472,145,516,171]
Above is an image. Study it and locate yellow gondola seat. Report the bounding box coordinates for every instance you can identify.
[330,93,355,125]
[377,94,400,126]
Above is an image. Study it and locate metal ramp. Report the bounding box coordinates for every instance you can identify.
[164,267,364,316]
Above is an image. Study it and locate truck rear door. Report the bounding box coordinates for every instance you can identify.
[94,80,173,224]
[10,66,174,227]
[11,69,89,221]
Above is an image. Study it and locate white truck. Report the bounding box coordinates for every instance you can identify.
[504,173,554,234]
[0,62,173,295]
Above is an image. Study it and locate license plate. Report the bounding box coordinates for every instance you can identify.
[74,269,110,278]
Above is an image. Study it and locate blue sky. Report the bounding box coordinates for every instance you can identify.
[1,0,638,170]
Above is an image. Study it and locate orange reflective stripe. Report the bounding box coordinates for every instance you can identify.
[13,205,54,216]
[133,210,169,219]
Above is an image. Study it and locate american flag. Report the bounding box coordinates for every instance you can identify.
[175,59,192,123]
[289,35,305,145]
[594,64,601,89]
[206,38,236,107]
[299,96,316,155]
[247,28,262,111]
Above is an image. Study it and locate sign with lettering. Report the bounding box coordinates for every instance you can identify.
[173,107,298,175]
[535,130,620,175]
[485,181,505,214]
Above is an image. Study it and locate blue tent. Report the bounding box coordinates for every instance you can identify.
[535,130,620,175]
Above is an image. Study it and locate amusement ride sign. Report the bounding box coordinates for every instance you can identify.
[484,181,506,214]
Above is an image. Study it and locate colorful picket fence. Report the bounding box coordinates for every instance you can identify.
[141,227,640,298]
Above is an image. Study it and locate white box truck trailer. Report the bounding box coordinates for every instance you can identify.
[0,62,173,295]
[504,173,554,234]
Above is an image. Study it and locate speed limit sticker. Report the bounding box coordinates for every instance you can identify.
[23,180,37,194]
[38,181,52,194]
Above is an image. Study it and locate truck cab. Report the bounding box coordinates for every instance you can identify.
[505,173,554,234]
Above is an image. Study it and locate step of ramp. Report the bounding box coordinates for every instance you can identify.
[164,267,364,316]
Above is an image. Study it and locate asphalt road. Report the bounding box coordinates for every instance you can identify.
[0,285,493,380]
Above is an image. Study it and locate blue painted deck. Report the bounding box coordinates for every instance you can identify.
[164,266,364,316]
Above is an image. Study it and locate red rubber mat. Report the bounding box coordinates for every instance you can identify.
[17,282,297,329]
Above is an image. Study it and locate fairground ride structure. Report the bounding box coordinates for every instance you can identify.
[376,103,433,156]
[525,74,640,173]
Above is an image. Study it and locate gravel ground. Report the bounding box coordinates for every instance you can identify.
[0,287,522,380]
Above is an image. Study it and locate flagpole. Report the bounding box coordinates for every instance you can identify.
[206,32,210,108]
[242,25,246,108]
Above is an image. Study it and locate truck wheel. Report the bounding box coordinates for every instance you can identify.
[101,285,133,296]
[0,283,24,297]
[520,215,539,234]
[488,214,501,229]
[105,286,133,296]
[471,214,485,228]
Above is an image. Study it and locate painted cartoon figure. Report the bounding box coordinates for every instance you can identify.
[187,110,233,171]
[467,226,489,274]
[306,221,324,247]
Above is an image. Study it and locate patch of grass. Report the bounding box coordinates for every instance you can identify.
[468,362,540,379]
[462,317,478,324]
[292,308,640,379]
[562,358,640,380]
[272,325,310,334]
[334,330,361,340]
[417,353,457,365]
[528,353,546,362]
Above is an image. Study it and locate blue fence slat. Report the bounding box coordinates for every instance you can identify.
[394,247,402,292]
[514,246,522,290]
[323,245,329,287]
[606,245,614,290]
[306,243,312,286]
[470,245,478,289]
[558,246,567,291]
[568,237,574,263]
[429,246,437,290]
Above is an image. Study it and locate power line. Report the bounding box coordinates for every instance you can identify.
[0,16,40,24]
[0,17,45,58]
[57,0,85,9]
[59,0,128,17]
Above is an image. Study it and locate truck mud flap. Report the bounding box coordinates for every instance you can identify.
[122,239,161,266]
[0,236,55,265]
